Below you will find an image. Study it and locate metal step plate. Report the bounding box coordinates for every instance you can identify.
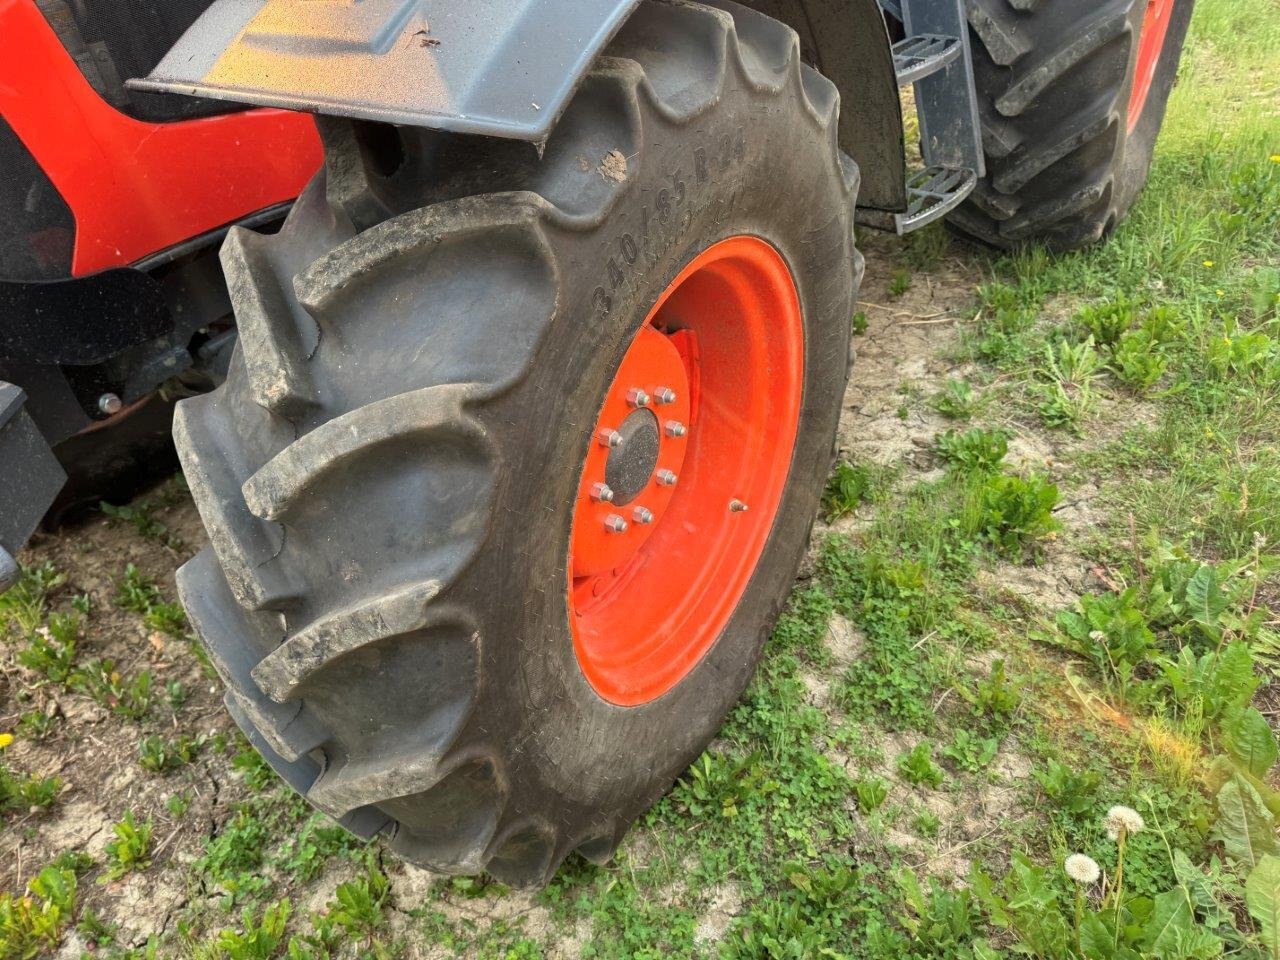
[892,34,962,85]
[897,165,976,232]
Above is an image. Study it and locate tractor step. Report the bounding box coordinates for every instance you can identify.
[856,164,976,234]
[898,164,976,232]
[856,0,984,234]
[892,35,962,85]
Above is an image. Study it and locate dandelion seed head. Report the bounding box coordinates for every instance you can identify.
[1064,853,1101,884]
[1105,804,1144,840]
[1089,630,1107,643]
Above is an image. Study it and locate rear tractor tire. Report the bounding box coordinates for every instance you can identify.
[175,0,863,886]
[949,0,1195,250]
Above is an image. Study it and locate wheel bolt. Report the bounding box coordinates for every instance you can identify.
[656,469,678,487]
[729,499,749,513]
[653,387,677,405]
[604,514,628,533]
[664,420,686,438]
[632,506,654,525]
[598,428,623,448]
[590,482,615,503]
[626,387,651,408]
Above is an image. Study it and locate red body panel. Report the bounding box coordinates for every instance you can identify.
[0,0,321,276]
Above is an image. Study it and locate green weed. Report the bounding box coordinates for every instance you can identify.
[855,777,889,814]
[823,460,872,519]
[1111,328,1170,392]
[936,427,1008,473]
[100,500,184,551]
[71,661,155,720]
[975,472,1060,557]
[15,612,78,683]
[897,743,944,788]
[889,268,913,298]
[942,729,998,773]
[138,734,207,773]
[103,811,152,881]
[931,379,980,420]
[0,765,61,816]
[0,561,64,635]
[1035,337,1104,430]
[0,866,77,957]
[114,564,187,637]
[203,900,290,960]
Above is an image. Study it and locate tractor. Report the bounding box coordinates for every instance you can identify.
[0,0,1192,885]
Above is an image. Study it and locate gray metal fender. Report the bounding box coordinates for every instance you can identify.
[133,0,905,210]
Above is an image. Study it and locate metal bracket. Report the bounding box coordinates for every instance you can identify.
[0,382,67,593]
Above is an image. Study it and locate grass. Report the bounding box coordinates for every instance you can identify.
[1,0,1278,956]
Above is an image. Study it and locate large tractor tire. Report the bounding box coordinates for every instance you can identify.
[949,0,1195,250]
[175,0,862,885]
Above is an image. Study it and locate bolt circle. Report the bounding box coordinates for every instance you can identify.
[604,514,629,533]
[664,420,687,438]
[632,506,655,525]
[590,482,615,503]
[626,387,651,408]
[729,499,749,513]
[653,387,677,405]
[598,428,624,448]
[655,469,678,487]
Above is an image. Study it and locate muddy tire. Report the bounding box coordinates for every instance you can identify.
[947,0,1195,250]
[175,0,861,885]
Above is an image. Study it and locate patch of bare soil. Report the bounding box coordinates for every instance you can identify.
[2,491,245,941]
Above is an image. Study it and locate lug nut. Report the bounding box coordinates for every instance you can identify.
[664,420,687,438]
[632,506,654,525]
[590,482,615,503]
[656,469,678,487]
[598,428,623,448]
[626,387,651,408]
[729,499,749,513]
[653,387,677,405]
[98,393,123,416]
[604,514,628,533]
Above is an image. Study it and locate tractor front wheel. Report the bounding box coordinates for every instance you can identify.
[174,0,862,885]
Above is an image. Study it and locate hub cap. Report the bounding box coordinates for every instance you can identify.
[1129,0,1176,132]
[569,236,804,705]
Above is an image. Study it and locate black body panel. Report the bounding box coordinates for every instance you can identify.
[36,0,248,122]
[0,117,75,283]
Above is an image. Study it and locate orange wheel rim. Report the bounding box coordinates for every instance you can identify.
[568,236,804,706]
[1129,0,1176,132]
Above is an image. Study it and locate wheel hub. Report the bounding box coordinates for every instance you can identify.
[571,324,691,579]
[605,410,662,505]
